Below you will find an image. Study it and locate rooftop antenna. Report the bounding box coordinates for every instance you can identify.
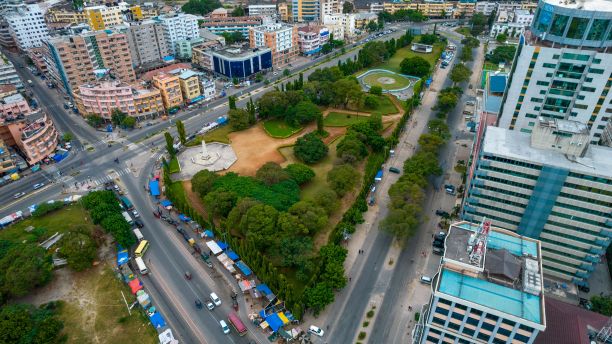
[469,218,491,266]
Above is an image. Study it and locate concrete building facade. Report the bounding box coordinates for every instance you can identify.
[297,25,330,55]
[249,23,298,68]
[43,30,136,98]
[209,46,272,79]
[156,12,199,55]
[490,9,534,38]
[176,70,201,103]
[323,14,356,39]
[0,111,59,166]
[321,0,340,17]
[413,221,546,344]
[121,20,171,67]
[0,52,23,89]
[85,3,127,30]
[152,73,183,110]
[462,122,612,286]
[248,4,277,18]
[5,4,50,50]
[200,16,264,38]
[292,0,320,22]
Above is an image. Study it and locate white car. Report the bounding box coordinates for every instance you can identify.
[210,292,222,306]
[132,210,140,218]
[13,192,26,199]
[420,275,433,284]
[308,325,325,337]
[220,320,230,334]
[33,183,45,190]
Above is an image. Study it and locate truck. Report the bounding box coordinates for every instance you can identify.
[463,104,475,119]
[120,196,134,210]
[122,211,134,225]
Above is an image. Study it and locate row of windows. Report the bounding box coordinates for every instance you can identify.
[564,181,612,197]
[541,244,585,262]
[463,209,520,227]
[482,155,542,171]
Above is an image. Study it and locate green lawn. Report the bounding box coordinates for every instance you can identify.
[351,95,399,115]
[378,41,445,73]
[362,72,412,90]
[0,204,95,244]
[455,27,472,37]
[187,125,234,146]
[324,112,370,127]
[483,61,501,71]
[168,156,180,174]
[263,119,303,138]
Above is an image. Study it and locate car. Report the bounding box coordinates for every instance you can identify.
[33,183,45,190]
[435,210,450,217]
[132,210,140,218]
[182,232,190,242]
[176,226,185,234]
[63,103,69,109]
[434,231,447,241]
[389,167,401,174]
[420,275,433,284]
[210,292,222,306]
[134,219,144,228]
[113,184,120,191]
[13,192,26,199]
[433,239,445,248]
[220,320,230,334]
[466,100,475,106]
[433,247,444,255]
[308,325,325,337]
[205,299,215,310]
[195,299,203,309]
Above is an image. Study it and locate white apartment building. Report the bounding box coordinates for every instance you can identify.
[249,23,298,67]
[475,1,537,16]
[490,9,534,38]
[5,4,50,50]
[297,25,330,55]
[248,4,277,18]
[323,13,356,39]
[369,3,385,13]
[321,0,340,17]
[463,122,612,286]
[200,78,216,100]
[0,52,22,89]
[156,13,199,55]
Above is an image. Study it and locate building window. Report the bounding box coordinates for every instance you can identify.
[543,63,556,69]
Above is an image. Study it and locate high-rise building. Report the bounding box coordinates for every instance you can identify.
[43,30,136,98]
[462,120,612,286]
[323,14,356,39]
[0,111,59,166]
[155,12,199,55]
[200,16,264,38]
[152,73,183,110]
[248,4,277,18]
[249,22,298,67]
[498,0,612,145]
[120,20,171,68]
[320,0,339,17]
[278,3,290,22]
[85,2,129,30]
[5,4,50,50]
[0,51,23,89]
[413,221,546,344]
[292,0,320,22]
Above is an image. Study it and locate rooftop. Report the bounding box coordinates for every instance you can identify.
[482,126,612,177]
[542,0,612,12]
[141,62,192,81]
[545,118,589,135]
[439,221,544,326]
[1,93,25,104]
[535,298,609,344]
[213,45,271,58]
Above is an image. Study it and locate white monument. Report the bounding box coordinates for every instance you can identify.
[201,140,210,160]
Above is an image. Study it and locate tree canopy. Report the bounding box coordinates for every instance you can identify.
[294,133,328,164]
[284,163,315,185]
[400,56,431,77]
[256,162,290,186]
[181,0,222,15]
[449,63,472,85]
[327,164,360,196]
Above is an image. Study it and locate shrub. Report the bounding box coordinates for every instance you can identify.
[294,132,328,164]
[284,163,315,185]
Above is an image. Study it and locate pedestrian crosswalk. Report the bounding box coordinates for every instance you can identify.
[93,167,132,185]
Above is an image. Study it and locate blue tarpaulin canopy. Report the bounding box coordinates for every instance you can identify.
[160,200,172,207]
[217,241,229,250]
[203,230,214,238]
[256,284,272,295]
[235,261,252,276]
[149,180,160,196]
[117,245,129,266]
[226,250,239,261]
[179,214,191,222]
[149,312,166,329]
[265,313,283,332]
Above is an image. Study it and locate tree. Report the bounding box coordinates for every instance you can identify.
[231,5,244,16]
[449,63,472,85]
[419,33,438,45]
[228,95,237,110]
[256,162,290,186]
[312,189,339,215]
[221,31,245,44]
[316,112,324,134]
[226,198,259,231]
[288,201,328,234]
[181,0,222,15]
[0,244,52,298]
[337,135,368,163]
[327,164,359,196]
[203,189,238,217]
[283,69,291,77]
[86,114,103,128]
[191,169,218,196]
[364,95,380,109]
[427,118,451,140]
[496,33,508,43]
[333,78,363,108]
[164,132,176,156]
[278,237,312,267]
[228,108,251,130]
[284,163,315,185]
[435,91,460,113]
[176,120,187,145]
[367,20,379,32]
[294,132,328,164]
[342,1,353,13]
[62,132,73,142]
[240,204,279,250]
[320,260,346,289]
[0,305,33,343]
[246,97,256,124]
[459,47,473,62]
[369,85,383,96]
[61,229,97,271]
[305,282,334,315]
[470,12,487,36]
[591,296,612,316]
[110,109,126,126]
[400,56,431,77]
[121,116,136,129]
[487,45,517,64]
[287,100,321,126]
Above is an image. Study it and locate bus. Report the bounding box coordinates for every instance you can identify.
[135,240,149,257]
[134,257,149,274]
[227,313,247,336]
[133,228,144,241]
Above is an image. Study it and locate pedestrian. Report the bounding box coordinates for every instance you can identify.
[408,306,412,311]
[349,277,351,282]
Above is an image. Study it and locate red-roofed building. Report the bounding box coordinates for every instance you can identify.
[535,298,609,344]
[140,63,192,81]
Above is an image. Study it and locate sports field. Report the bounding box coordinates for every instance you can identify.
[361,70,413,90]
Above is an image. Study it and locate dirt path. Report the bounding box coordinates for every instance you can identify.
[181,180,208,217]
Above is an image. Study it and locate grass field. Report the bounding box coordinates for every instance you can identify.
[324,112,370,127]
[350,94,399,115]
[168,156,180,174]
[187,125,234,146]
[362,71,412,90]
[378,42,445,73]
[455,27,472,37]
[0,204,95,243]
[263,119,303,138]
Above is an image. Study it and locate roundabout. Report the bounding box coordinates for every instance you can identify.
[359,69,415,91]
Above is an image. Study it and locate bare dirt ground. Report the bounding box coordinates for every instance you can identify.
[181,180,208,217]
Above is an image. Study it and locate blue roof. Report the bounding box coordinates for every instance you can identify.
[160,200,172,207]
[227,250,239,261]
[485,95,503,113]
[235,261,252,276]
[179,214,191,221]
[455,222,538,257]
[256,284,272,295]
[149,180,160,196]
[149,312,166,329]
[265,313,284,332]
[117,245,129,266]
[439,269,541,323]
[204,229,214,238]
[217,241,228,250]
[489,75,507,93]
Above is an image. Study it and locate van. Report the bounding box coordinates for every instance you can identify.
[210,292,221,306]
[135,256,148,274]
[420,275,433,284]
[133,228,144,241]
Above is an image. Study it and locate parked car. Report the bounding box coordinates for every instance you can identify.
[134,219,144,228]
[308,325,325,337]
[433,247,444,255]
[33,183,45,190]
[205,298,215,310]
[132,210,140,218]
[435,210,450,217]
[220,320,230,334]
[210,292,222,306]
[433,239,445,248]
[389,167,401,174]
[13,192,26,199]
[420,275,433,284]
